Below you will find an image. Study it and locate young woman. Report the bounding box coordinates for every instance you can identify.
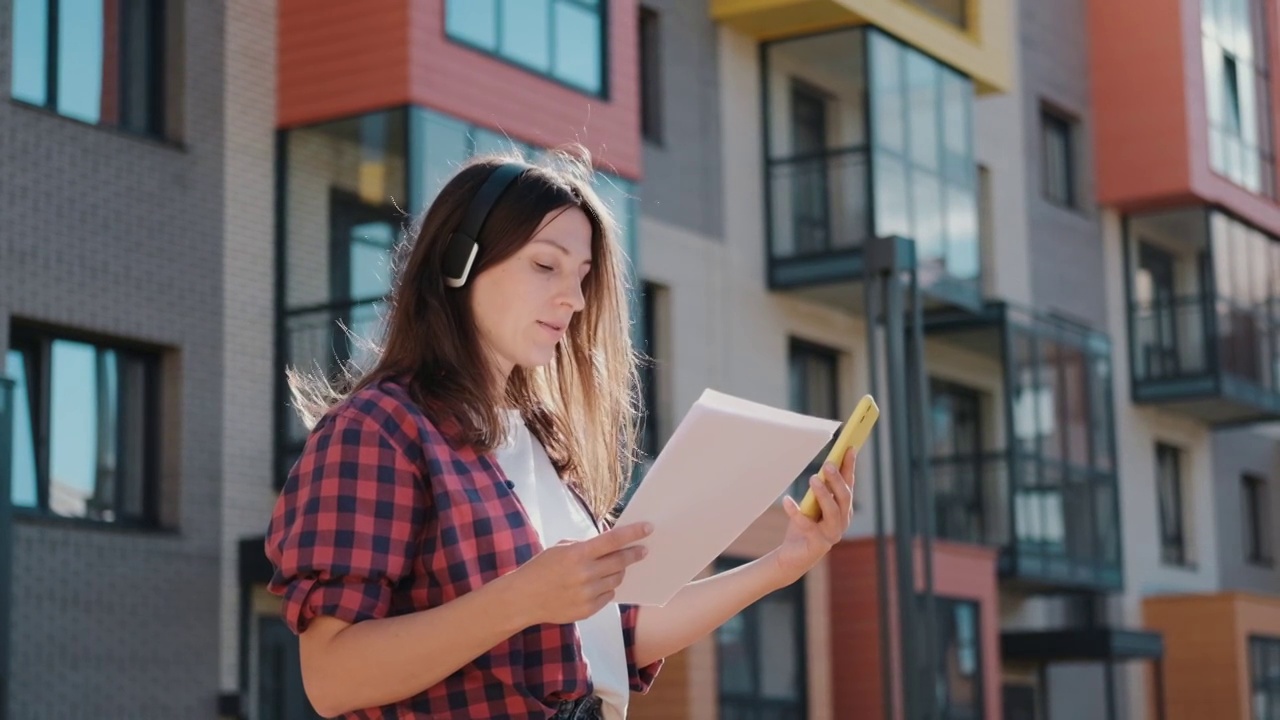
[264,148,857,719]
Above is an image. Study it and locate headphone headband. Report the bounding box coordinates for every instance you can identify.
[442,163,528,288]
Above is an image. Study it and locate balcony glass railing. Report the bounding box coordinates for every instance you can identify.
[1132,294,1280,394]
[923,302,1122,590]
[761,28,980,305]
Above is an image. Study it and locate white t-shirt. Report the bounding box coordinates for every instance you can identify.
[493,410,630,720]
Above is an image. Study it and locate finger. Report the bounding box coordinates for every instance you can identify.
[839,449,856,488]
[812,474,840,522]
[782,495,802,520]
[585,522,653,558]
[596,545,648,575]
[824,461,853,508]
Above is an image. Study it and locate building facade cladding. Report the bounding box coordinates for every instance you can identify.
[0,1,228,718]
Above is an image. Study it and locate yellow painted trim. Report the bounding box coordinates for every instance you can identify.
[710,0,1013,94]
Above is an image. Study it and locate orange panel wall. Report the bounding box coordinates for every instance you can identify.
[1144,592,1280,720]
[1086,0,1194,211]
[277,1,642,181]
[277,0,412,128]
[629,647,692,720]
[1089,0,1280,236]
[829,538,1001,720]
[408,2,642,181]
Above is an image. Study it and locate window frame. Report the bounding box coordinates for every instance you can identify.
[787,338,841,499]
[1249,635,1280,720]
[6,323,163,528]
[1040,103,1078,209]
[638,5,662,144]
[714,555,808,717]
[10,0,169,138]
[920,595,985,720]
[442,0,610,98]
[1155,442,1188,566]
[1243,473,1273,566]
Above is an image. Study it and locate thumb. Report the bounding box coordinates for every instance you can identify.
[782,495,800,519]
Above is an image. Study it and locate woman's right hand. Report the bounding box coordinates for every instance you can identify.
[500,522,653,627]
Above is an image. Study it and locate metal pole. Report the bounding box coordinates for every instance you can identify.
[0,378,13,720]
[871,236,921,720]
[865,258,897,720]
[907,265,939,720]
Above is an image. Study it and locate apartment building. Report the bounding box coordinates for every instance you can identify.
[0,0,260,716]
[5,2,1280,720]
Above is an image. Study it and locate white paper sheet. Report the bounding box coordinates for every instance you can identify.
[612,389,841,606]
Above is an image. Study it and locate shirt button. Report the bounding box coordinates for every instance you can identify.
[504,480,515,490]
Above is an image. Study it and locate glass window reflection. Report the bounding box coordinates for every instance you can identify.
[9,0,169,137]
[444,0,605,95]
[5,331,158,524]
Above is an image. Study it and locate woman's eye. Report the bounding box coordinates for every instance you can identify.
[535,262,555,272]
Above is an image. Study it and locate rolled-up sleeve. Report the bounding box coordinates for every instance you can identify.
[265,408,426,635]
[619,603,664,693]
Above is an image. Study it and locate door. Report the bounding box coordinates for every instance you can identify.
[1137,242,1180,378]
[258,616,322,720]
[789,80,831,255]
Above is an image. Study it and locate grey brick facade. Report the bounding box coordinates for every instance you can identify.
[0,0,228,716]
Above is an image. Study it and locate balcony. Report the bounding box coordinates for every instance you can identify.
[1125,207,1280,425]
[924,302,1123,591]
[710,0,1013,94]
[763,27,983,312]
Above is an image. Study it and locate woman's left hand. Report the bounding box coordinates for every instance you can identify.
[773,447,857,583]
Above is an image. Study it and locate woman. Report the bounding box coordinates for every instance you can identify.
[264,147,856,719]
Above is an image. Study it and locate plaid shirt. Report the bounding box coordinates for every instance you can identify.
[265,377,663,718]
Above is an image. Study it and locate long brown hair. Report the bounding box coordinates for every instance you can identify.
[288,146,641,520]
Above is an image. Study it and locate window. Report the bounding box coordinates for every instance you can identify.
[11,0,172,137]
[867,30,979,298]
[638,6,661,143]
[1203,0,1274,196]
[1041,106,1077,208]
[1155,443,1188,565]
[1244,473,1272,565]
[918,596,984,720]
[444,0,606,96]
[929,379,985,544]
[636,282,665,463]
[787,339,840,499]
[1250,636,1280,719]
[715,557,807,718]
[6,325,161,525]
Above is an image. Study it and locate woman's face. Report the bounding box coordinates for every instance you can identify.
[471,205,594,380]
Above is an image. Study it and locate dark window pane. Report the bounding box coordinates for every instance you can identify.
[5,349,38,508]
[11,0,49,105]
[119,0,163,135]
[716,613,754,694]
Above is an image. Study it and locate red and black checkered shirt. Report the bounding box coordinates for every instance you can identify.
[264,377,663,718]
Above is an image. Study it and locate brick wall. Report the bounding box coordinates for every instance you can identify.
[0,0,228,715]
[220,0,280,698]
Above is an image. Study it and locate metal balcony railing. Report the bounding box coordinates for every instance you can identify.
[767,146,872,260]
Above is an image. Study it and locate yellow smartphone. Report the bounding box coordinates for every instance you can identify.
[799,394,880,520]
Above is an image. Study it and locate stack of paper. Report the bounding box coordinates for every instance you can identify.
[612,389,841,606]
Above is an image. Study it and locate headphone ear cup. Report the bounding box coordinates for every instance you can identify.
[442,233,479,288]
[442,163,528,288]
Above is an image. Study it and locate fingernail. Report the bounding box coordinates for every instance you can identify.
[811,476,822,486]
